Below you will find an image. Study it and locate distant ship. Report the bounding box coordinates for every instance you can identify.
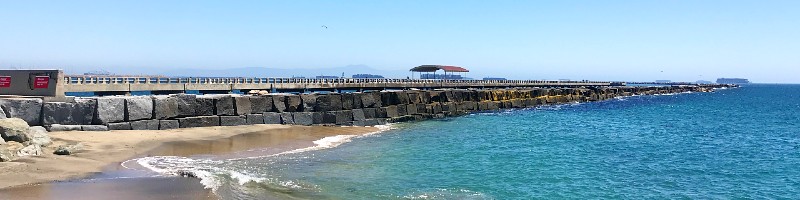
[716,78,750,84]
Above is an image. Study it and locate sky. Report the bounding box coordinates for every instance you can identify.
[1,0,798,83]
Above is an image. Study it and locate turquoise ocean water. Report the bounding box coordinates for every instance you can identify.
[139,84,800,199]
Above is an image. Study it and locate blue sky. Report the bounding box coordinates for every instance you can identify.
[1,0,798,83]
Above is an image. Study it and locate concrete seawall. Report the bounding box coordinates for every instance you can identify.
[0,85,731,131]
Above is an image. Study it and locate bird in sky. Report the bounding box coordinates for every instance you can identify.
[321,25,328,29]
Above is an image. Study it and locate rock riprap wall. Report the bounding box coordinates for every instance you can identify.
[0,85,727,131]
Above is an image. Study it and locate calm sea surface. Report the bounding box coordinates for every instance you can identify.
[140,84,800,199]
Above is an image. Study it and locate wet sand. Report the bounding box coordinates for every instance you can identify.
[0,125,379,200]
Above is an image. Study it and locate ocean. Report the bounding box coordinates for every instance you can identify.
[138,84,800,199]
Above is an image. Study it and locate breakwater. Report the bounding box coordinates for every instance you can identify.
[0,85,731,131]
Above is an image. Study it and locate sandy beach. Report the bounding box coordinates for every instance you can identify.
[0,124,379,199]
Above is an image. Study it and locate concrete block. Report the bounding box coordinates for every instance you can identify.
[130,120,159,130]
[233,96,252,115]
[397,104,408,116]
[292,112,313,126]
[406,104,418,115]
[245,114,264,124]
[152,96,178,119]
[323,112,337,124]
[352,94,363,109]
[159,120,179,130]
[300,94,317,112]
[383,106,399,118]
[178,116,220,128]
[42,100,95,125]
[249,96,271,113]
[280,112,294,124]
[81,125,109,131]
[209,95,235,116]
[338,110,354,125]
[360,92,382,108]
[315,94,342,112]
[263,112,281,124]
[352,109,366,121]
[125,96,154,121]
[108,122,132,130]
[284,95,302,112]
[0,98,44,126]
[220,116,246,126]
[94,97,125,125]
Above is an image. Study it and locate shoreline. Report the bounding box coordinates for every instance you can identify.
[0,124,380,199]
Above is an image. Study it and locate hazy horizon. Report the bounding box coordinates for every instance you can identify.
[1,1,798,83]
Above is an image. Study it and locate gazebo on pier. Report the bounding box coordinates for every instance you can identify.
[409,65,469,80]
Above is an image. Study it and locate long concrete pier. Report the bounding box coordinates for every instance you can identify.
[62,76,620,95]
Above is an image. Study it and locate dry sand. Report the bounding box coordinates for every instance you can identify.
[0,125,379,199]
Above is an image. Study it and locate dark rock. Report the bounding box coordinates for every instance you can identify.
[42,100,95,125]
[211,95,236,116]
[341,94,355,110]
[381,92,401,106]
[397,104,408,116]
[397,91,411,104]
[284,95,302,112]
[300,94,317,112]
[352,109,366,121]
[362,108,377,119]
[406,104,418,115]
[159,120,179,130]
[352,94,363,109]
[351,120,367,126]
[220,116,246,126]
[53,143,84,155]
[130,120,159,130]
[292,112,313,126]
[249,96,271,113]
[312,112,324,124]
[178,116,220,128]
[108,122,132,130]
[323,112,337,124]
[174,94,198,117]
[358,93,377,108]
[363,119,380,126]
[263,112,281,124]
[0,98,43,126]
[269,95,287,112]
[233,96,252,115]
[280,113,294,124]
[246,114,264,124]
[339,110,354,124]
[384,106,399,118]
[81,125,109,131]
[48,124,83,132]
[375,107,388,118]
[152,96,178,119]
[125,96,154,121]
[315,94,342,112]
[193,96,215,116]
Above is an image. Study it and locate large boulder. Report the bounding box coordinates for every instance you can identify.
[233,96,252,115]
[271,95,287,112]
[341,94,355,110]
[94,97,125,125]
[131,120,159,130]
[249,96,272,113]
[42,99,96,125]
[178,116,220,128]
[220,116,246,126]
[0,118,31,143]
[159,120,179,130]
[17,144,42,157]
[204,95,235,116]
[284,95,302,112]
[194,96,215,116]
[263,112,281,124]
[0,98,43,126]
[125,96,154,121]
[315,94,342,112]
[28,126,51,147]
[280,113,294,124]
[300,94,317,112]
[152,96,179,119]
[174,94,198,117]
[312,112,324,124]
[352,109,366,121]
[246,114,264,124]
[292,112,313,126]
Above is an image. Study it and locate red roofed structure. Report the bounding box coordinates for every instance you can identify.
[409,65,469,79]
